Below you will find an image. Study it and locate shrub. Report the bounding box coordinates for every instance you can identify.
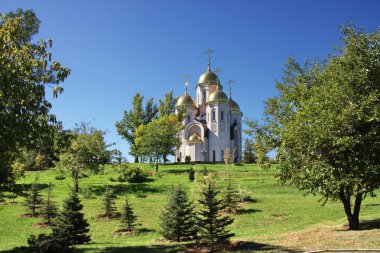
[188,167,195,182]
[114,164,149,183]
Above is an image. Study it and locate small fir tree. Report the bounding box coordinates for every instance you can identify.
[41,182,58,225]
[242,138,256,164]
[159,184,196,242]
[120,196,137,232]
[24,177,43,217]
[222,173,239,214]
[188,167,195,182]
[52,190,91,246]
[197,182,234,245]
[102,186,116,217]
[202,166,208,177]
[28,190,91,252]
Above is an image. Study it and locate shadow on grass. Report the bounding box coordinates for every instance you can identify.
[162,169,188,175]
[0,241,299,253]
[360,218,380,230]
[84,182,163,197]
[236,208,262,215]
[230,241,299,252]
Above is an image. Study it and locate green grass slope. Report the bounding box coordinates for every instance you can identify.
[0,163,379,252]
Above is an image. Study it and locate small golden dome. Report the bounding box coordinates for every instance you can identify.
[230,99,240,111]
[188,132,202,143]
[198,70,219,84]
[207,90,229,103]
[177,94,195,107]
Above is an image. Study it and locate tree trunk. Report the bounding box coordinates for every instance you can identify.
[155,158,159,172]
[73,175,79,193]
[134,156,139,163]
[339,188,362,230]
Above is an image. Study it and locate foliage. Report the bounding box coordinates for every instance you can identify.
[159,184,196,242]
[135,114,182,171]
[55,122,112,192]
[248,25,380,230]
[188,167,195,182]
[202,166,208,177]
[113,164,150,183]
[102,186,116,217]
[242,138,256,164]
[0,9,70,190]
[41,182,58,225]
[158,91,177,117]
[197,182,235,244]
[185,155,191,164]
[224,148,231,164]
[24,177,43,217]
[116,93,158,163]
[28,190,90,252]
[222,173,240,214]
[52,190,91,245]
[120,196,138,232]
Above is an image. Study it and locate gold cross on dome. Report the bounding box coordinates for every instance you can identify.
[227,79,234,98]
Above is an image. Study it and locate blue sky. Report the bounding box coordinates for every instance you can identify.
[2,0,380,161]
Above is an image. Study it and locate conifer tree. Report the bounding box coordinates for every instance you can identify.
[222,173,239,214]
[102,185,116,217]
[120,196,137,232]
[188,166,195,182]
[242,138,256,164]
[28,190,90,252]
[52,190,91,246]
[159,184,196,242]
[197,182,234,244]
[41,182,58,225]
[24,177,43,217]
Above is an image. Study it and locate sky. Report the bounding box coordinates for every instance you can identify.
[2,0,380,162]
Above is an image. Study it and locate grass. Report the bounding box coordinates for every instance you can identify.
[0,163,379,252]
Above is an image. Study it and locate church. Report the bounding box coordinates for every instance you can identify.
[175,55,243,163]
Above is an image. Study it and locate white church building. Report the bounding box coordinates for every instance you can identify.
[175,58,243,163]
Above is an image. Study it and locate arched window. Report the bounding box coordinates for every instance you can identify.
[212,110,216,121]
[187,115,191,123]
[213,150,216,162]
[221,150,224,161]
[221,111,224,121]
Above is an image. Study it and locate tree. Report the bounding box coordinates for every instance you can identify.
[158,91,176,117]
[0,9,70,191]
[249,25,380,230]
[242,138,256,164]
[28,190,91,252]
[222,173,239,214]
[52,191,91,245]
[116,93,158,163]
[24,177,43,217]
[55,123,112,192]
[102,186,116,217]
[135,114,182,171]
[120,196,138,232]
[41,182,58,225]
[159,185,196,242]
[197,182,234,245]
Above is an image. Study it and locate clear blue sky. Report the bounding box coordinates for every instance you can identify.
[2,0,380,161]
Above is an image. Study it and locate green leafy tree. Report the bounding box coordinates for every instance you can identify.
[24,177,43,217]
[249,25,380,230]
[116,93,158,163]
[159,185,196,242]
[41,182,58,225]
[135,114,182,172]
[120,196,138,232]
[102,186,116,217]
[0,9,70,191]
[197,182,234,245]
[56,123,112,192]
[158,91,176,117]
[242,138,256,164]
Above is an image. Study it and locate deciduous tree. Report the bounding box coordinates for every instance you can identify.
[248,25,380,230]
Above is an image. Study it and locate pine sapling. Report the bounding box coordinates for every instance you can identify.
[41,182,58,225]
[24,177,43,217]
[102,186,116,217]
[120,196,137,232]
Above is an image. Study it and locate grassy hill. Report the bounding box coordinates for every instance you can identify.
[0,163,379,252]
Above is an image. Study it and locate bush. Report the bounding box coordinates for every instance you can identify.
[237,186,253,202]
[113,164,150,183]
[188,167,195,182]
[185,156,191,164]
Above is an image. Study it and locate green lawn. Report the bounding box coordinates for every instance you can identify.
[0,163,379,252]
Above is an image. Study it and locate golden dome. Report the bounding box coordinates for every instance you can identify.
[188,132,202,143]
[198,70,219,84]
[230,99,240,111]
[207,90,229,103]
[177,94,195,107]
